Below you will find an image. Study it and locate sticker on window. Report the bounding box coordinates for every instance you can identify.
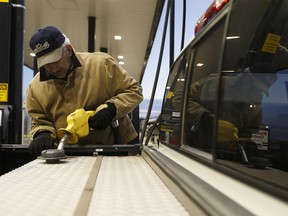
[261,33,281,54]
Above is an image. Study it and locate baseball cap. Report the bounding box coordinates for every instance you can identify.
[29,26,65,68]
[248,62,277,96]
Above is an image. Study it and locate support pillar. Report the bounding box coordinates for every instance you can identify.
[88,16,96,52]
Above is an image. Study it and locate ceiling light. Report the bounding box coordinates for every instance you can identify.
[119,61,124,65]
[118,55,124,59]
[177,78,185,82]
[226,36,240,40]
[114,35,122,40]
[196,63,204,67]
[30,52,35,57]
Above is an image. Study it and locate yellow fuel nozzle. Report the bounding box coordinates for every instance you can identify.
[57,108,96,144]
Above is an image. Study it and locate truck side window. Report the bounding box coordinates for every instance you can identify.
[259,69,288,171]
[159,52,189,146]
[182,19,225,152]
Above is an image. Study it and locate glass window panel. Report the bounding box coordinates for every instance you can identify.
[159,51,190,146]
[183,19,225,152]
[217,0,288,192]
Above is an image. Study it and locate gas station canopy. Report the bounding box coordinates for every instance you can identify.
[24,0,164,81]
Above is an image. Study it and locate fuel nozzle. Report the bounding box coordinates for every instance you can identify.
[40,134,69,164]
[40,108,95,163]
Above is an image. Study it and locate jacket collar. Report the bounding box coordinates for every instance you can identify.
[39,51,82,81]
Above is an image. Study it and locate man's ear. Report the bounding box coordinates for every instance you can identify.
[65,44,73,56]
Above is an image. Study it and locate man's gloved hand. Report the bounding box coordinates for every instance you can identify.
[200,112,213,130]
[88,102,116,130]
[28,131,52,156]
[197,113,239,143]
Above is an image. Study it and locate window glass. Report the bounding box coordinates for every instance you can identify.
[262,69,288,171]
[216,0,288,192]
[182,19,225,152]
[159,51,190,146]
[222,0,272,72]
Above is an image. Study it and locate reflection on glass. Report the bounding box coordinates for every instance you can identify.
[216,63,277,166]
[159,53,188,146]
[261,69,288,172]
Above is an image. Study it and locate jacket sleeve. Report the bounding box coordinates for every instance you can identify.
[25,85,57,139]
[103,55,143,119]
[186,77,211,127]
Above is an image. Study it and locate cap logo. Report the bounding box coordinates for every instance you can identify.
[34,41,50,54]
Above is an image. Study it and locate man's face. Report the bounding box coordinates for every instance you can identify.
[43,45,71,78]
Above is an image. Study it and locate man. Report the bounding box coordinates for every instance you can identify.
[26,26,143,156]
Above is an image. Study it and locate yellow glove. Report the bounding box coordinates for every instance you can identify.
[217,120,239,143]
[57,108,96,144]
